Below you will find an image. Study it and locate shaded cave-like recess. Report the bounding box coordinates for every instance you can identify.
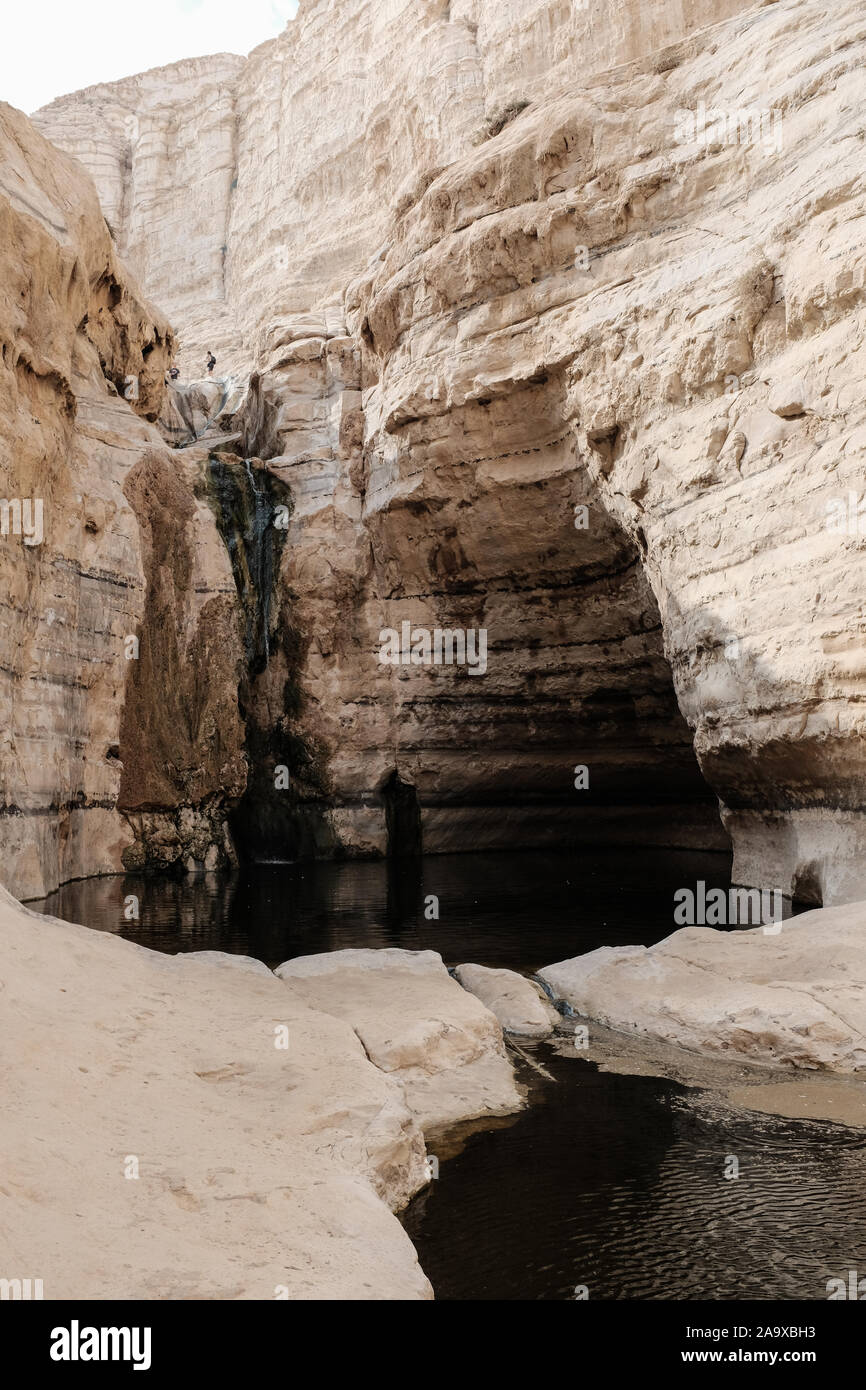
[206,407,725,864]
[383,772,423,858]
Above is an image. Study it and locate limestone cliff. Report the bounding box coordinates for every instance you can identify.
[33,0,754,372]
[0,105,248,897]
[346,0,866,901]
[0,102,167,898]
[14,0,866,905]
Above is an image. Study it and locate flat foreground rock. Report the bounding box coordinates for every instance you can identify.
[1,897,462,1299]
[539,904,866,1073]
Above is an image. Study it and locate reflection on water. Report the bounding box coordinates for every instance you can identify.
[31,848,732,971]
[34,844,857,1302]
[403,1048,866,1300]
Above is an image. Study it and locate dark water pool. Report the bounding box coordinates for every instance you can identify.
[33,847,863,1301]
[403,1047,866,1300]
[31,847,731,971]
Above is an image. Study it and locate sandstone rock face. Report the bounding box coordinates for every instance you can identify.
[34,2,754,373]
[276,948,524,1129]
[159,376,238,447]
[33,56,246,378]
[346,0,866,898]
[16,0,866,903]
[0,887,439,1298]
[538,904,866,1073]
[455,962,559,1037]
[0,105,271,898]
[116,449,250,874]
[0,103,174,899]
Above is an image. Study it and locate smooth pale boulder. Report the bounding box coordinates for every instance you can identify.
[0,889,433,1300]
[277,949,523,1128]
[538,903,866,1073]
[281,947,444,978]
[769,376,809,418]
[454,963,559,1038]
[188,950,274,976]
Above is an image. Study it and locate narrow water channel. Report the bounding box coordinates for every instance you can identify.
[403,1046,866,1300]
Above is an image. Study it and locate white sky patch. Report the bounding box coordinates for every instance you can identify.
[1,0,299,114]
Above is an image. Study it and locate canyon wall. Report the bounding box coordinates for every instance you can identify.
[347,0,866,901]
[0,102,169,898]
[34,55,246,376]
[34,0,754,371]
[0,105,254,898]
[12,0,866,903]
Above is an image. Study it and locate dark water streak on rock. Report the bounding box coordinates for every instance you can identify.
[206,454,290,675]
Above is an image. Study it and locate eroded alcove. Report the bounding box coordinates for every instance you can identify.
[237,372,729,863]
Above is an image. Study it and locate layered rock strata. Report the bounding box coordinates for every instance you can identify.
[0,105,263,898]
[345,0,866,897]
[15,0,866,902]
[33,1,755,372]
[0,104,173,898]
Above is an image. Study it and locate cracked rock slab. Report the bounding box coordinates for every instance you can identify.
[277,949,524,1128]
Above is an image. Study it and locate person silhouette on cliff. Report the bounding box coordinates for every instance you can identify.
[206,351,216,375]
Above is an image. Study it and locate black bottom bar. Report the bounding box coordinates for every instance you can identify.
[5,1297,859,1376]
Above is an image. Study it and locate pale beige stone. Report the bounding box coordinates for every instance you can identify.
[539,904,866,1073]
[0,102,175,899]
[277,949,524,1129]
[769,377,809,418]
[0,886,437,1299]
[33,1,755,376]
[455,963,559,1037]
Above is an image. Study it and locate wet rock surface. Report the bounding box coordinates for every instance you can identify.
[455,962,559,1037]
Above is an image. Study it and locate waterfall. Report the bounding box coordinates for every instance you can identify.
[206,455,290,674]
[243,459,274,664]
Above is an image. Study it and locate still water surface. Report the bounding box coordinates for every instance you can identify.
[33,848,730,969]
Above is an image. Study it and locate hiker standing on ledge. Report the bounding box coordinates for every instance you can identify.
[206,351,216,375]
